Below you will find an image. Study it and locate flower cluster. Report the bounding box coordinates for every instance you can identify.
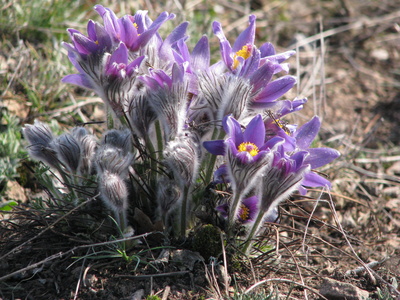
[23,6,339,251]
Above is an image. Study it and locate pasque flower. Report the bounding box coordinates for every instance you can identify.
[212,15,298,111]
[217,196,259,224]
[62,6,183,119]
[204,114,283,225]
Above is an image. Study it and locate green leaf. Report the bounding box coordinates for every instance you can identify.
[0,200,18,211]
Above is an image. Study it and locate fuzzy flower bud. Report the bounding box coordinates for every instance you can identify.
[164,132,200,186]
[50,133,81,173]
[22,120,59,168]
[98,170,129,213]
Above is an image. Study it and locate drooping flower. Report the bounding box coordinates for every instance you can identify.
[243,147,311,253]
[259,147,310,214]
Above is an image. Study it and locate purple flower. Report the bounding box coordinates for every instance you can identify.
[204,114,283,222]
[212,15,297,111]
[62,6,181,118]
[94,5,175,52]
[217,196,259,224]
[203,114,283,164]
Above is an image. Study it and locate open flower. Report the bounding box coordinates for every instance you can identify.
[212,15,298,112]
[217,196,259,224]
[204,114,283,224]
[203,114,283,164]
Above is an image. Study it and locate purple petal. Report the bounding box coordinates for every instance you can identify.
[102,9,121,40]
[264,50,296,63]
[232,15,256,52]
[213,164,229,183]
[302,171,331,188]
[158,22,189,60]
[243,115,265,147]
[236,150,254,164]
[260,42,276,57]
[171,63,186,83]
[304,148,340,169]
[203,140,225,156]
[216,203,229,217]
[260,136,284,151]
[191,35,210,72]
[295,116,321,149]
[110,42,128,65]
[94,22,112,49]
[212,21,233,68]
[134,12,176,51]
[223,115,243,146]
[62,74,93,89]
[250,60,275,91]
[94,4,106,17]
[290,151,309,169]
[71,32,99,54]
[126,55,145,75]
[256,75,296,104]
[175,38,190,65]
[119,15,139,48]
[239,48,260,77]
[133,10,149,32]
[87,20,97,41]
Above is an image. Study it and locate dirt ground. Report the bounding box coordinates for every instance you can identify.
[1,0,400,299]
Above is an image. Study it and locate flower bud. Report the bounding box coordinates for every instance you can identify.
[22,120,59,168]
[98,170,128,213]
[51,133,81,173]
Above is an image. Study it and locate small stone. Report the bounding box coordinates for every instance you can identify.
[4,180,27,203]
[319,278,370,300]
[371,49,389,61]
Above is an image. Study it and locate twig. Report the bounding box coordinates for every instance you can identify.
[115,271,190,279]
[345,258,388,276]
[244,278,328,300]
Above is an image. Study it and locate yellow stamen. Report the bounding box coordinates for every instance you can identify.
[239,204,250,221]
[232,45,252,69]
[237,142,259,157]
